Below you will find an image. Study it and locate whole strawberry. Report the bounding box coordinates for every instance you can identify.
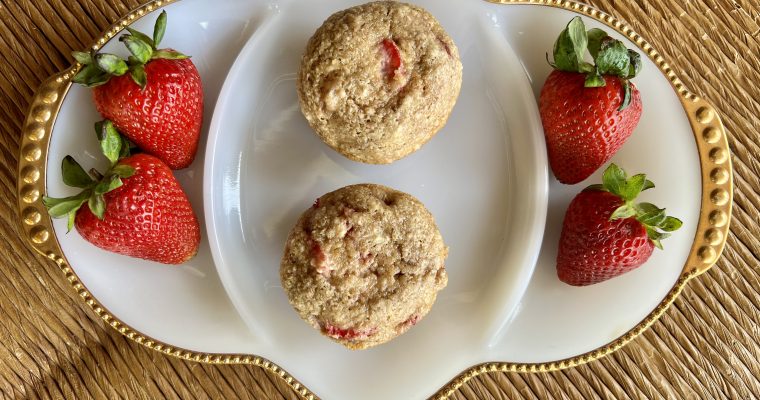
[540,17,643,184]
[72,11,203,170]
[44,121,200,265]
[557,164,682,286]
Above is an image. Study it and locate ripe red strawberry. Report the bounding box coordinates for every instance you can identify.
[540,17,643,184]
[72,11,203,170]
[44,121,200,265]
[557,164,682,286]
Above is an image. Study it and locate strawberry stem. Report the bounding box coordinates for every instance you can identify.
[43,121,136,231]
[89,168,104,181]
[548,17,643,110]
[586,163,682,249]
[71,10,188,89]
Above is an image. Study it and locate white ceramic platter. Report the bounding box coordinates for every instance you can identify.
[37,0,712,399]
[205,0,548,398]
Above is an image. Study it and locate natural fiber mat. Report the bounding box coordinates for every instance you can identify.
[1,0,758,398]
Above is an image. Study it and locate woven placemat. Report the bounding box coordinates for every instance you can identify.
[1,0,758,398]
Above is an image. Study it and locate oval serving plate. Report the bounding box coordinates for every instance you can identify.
[17,0,732,399]
[204,0,548,398]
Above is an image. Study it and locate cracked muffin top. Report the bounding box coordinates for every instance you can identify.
[280,184,448,349]
[297,1,463,164]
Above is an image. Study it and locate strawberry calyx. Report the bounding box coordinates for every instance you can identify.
[548,17,642,110]
[72,11,189,89]
[585,163,683,249]
[43,120,136,231]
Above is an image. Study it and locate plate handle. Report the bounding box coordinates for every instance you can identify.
[17,68,76,259]
[680,97,732,277]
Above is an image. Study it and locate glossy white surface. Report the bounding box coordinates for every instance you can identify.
[45,1,701,399]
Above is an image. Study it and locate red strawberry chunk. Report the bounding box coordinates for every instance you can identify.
[437,36,452,58]
[381,39,402,79]
[396,314,420,332]
[323,324,376,340]
[309,240,330,275]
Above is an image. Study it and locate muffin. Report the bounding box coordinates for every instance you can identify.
[280,184,448,349]
[297,1,463,164]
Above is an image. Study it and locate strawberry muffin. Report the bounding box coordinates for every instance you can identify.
[280,184,448,349]
[297,1,463,164]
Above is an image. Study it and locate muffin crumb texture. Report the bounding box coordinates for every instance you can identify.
[298,1,463,164]
[280,184,448,349]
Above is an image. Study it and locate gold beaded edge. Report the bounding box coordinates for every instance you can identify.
[16,0,732,399]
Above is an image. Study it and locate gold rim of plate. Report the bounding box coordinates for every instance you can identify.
[16,0,733,398]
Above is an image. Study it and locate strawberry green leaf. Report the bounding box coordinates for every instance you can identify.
[584,70,605,87]
[586,28,607,59]
[42,196,66,209]
[67,210,76,232]
[151,49,189,60]
[550,18,642,88]
[72,63,110,87]
[95,54,128,76]
[153,11,168,48]
[43,192,88,219]
[108,176,124,191]
[552,17,588,72]
[627,50,642,78]
[94,174,124,195]
[623,173,648,201]
[43,188,91,232]
[93,179,109,195]
[111,164,136,178]
[88,194,106,220]
[546,53,556,69]
[595,38,630,76]
[602,163,627,197]
[634,202,659,214]
[601,164,649,201]
[610,204,635,220]
[636,202,667,226]
[72,51,93,65]
[645,227,670,250]
[593,164,682,250]
[61,155,94,188]
[42,191,89,218]
[126,27,154,49]
[119,136,132,159]
[130,64,147,89]
[94,175,123,195]
[619,80,633,111]
[660,216,683,232]
[120,35,153,64]
[646,228,665,250]
[96,120,123,166]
